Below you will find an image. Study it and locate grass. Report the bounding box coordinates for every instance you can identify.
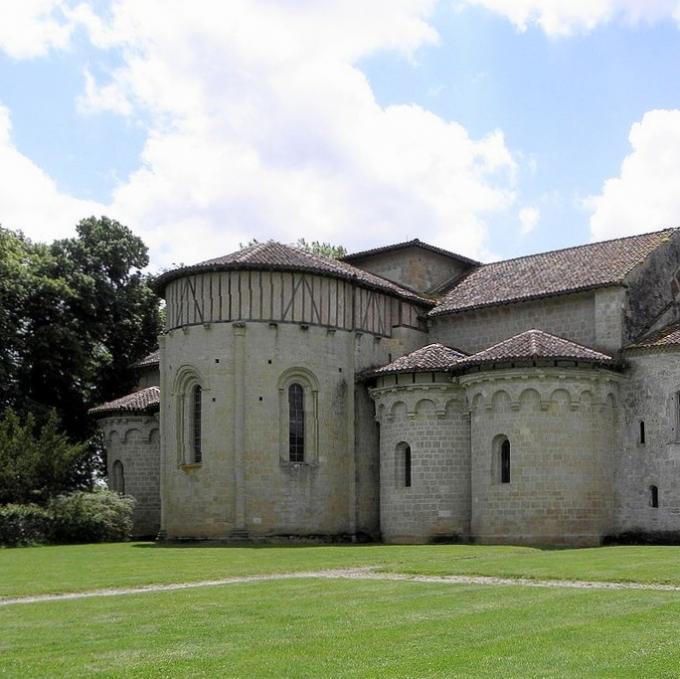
[3,578,680,677]
[4,543,680,677]
[3,542,680,597]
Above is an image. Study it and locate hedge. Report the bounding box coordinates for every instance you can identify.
[0,490,135,547]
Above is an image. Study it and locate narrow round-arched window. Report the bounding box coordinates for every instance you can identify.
[288,383,305,462]
[192,385,202,463]
[650,485,659,508]
[500,438,510,484]
[395,442,412,488]
[111,460,125,494]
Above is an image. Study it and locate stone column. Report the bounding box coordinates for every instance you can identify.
[232,322,248,536]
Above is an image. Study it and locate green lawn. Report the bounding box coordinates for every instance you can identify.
[2,542,680,597]
[3,543,680,677]
[3,578,680,677]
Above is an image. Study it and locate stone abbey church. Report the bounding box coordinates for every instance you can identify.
[92,228,680,546]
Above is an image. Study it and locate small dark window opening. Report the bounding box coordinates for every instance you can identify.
[192,385,202,463]
[288,383,305,462]
[500,439,511,484]
[640,420,646,445]
[112,460,125,494]
[650,485,659,508]
[404,446,412,488]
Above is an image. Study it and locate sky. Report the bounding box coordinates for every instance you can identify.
[2,1,680,270]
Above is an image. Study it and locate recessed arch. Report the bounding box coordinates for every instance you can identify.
[173,365,205,465]
[278,367,319,464]
[518,388,542,411]
[491,390,512,412]
[414,398,436,417]
[549,388,572,407]
[122,427,143,444]
[389,400,408,420]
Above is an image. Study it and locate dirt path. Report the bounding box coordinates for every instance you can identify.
[3,568,680,607]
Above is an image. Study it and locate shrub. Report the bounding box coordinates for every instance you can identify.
[0,503,51,547]
[48,490,135,544]
[0,409,90,505]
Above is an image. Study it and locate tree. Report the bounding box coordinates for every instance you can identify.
[295,238,347,259]
[0,409,90,505]
[239,237,347,259]
[0,217,162,442]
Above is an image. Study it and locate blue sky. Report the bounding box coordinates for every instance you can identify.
[2,1,680,269]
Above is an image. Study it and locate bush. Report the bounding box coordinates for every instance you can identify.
[0,503,51,546]
[48,490,135,544]
[0,409,90,505]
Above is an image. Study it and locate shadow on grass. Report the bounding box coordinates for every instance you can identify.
[131,540,573,552]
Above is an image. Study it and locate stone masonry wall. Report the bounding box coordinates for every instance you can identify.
[99,414,160,537]
[348,247,471,294]
[617,349,680,534]
[372,374,470,543]
[160,313,424,540]
[463,368,620,546]
[624,230,680,343]
[429,291,600,355]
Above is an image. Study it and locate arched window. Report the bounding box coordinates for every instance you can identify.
[111,460,125,494]
[500,439,510,484]
[395,442,412,488]
[278,368,319,465]
[192,385,202,463]
[650,485,659,508]
[492,435,511,485]
[404,445,412,487]
[288,383,305,462]
[173,366,205,466]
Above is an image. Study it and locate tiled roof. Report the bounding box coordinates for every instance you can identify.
[455,329,615,368]
[431,228,677,316]
[155,241,432,305]
[131,350,159,369]
[372,343,467,375]
[342,238,480,266]
[626,320,680,350]
[89,387,160,417]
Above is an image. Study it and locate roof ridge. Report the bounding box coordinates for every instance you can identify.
[468,328,612,358]
[156,240,433,305]
[342,238,481,266]
[475,227,677,271]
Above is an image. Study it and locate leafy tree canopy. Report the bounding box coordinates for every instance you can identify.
[0,409,90,505]
[0,216,162,444]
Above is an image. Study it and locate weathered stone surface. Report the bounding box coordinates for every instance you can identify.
[92,231,680,546]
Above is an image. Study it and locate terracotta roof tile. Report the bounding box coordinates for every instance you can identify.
[626,320,680,350]
[156,241,432,305]
[455,329,615,368]
[89,387,160,417]
[431,229,677,316]
[373,343,467,375]
[131,350,159,368]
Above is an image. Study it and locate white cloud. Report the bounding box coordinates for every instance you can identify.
[0,1,520,267]
[0,103,104,240]
[0,0,75,58]
[588,110,680,240]
[518,206,540,234]
[74,0,518,266]
[464,0,680,36]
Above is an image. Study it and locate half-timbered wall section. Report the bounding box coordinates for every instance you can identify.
[165,271,426,336]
